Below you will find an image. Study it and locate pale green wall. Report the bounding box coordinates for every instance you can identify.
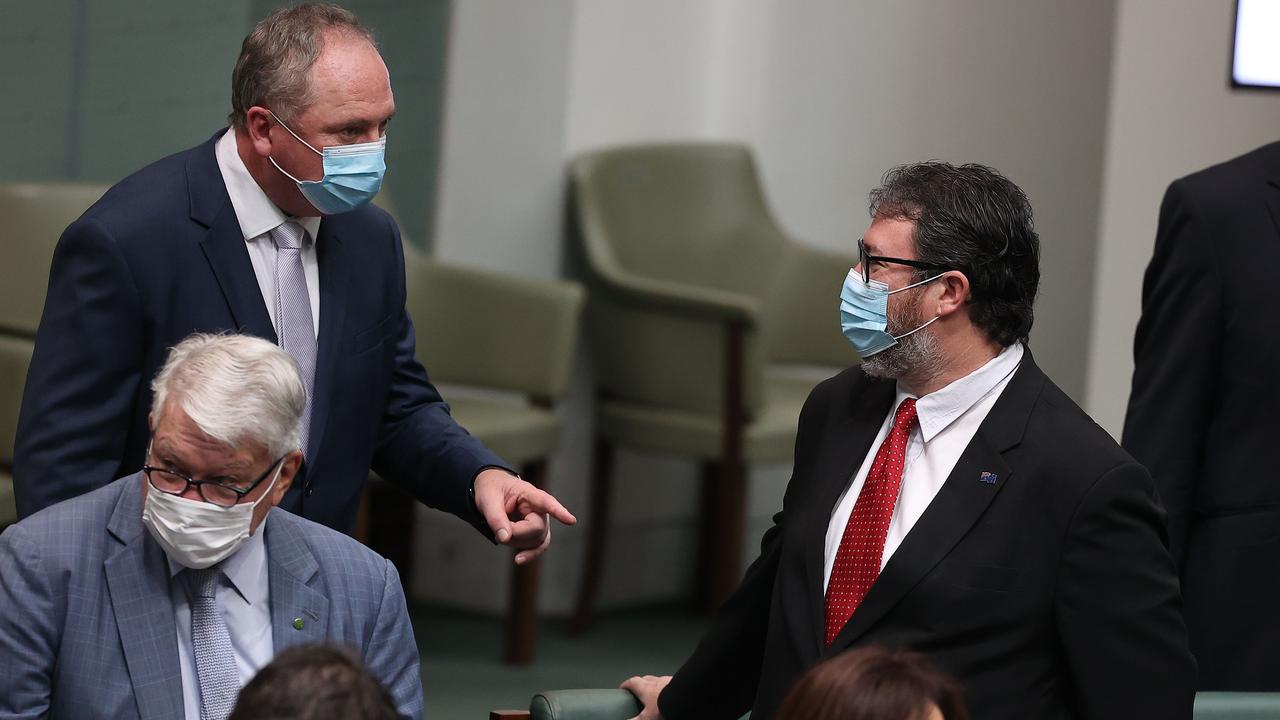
[0,0,448,248]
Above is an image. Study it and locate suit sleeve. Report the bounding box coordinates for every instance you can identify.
[13,219,144,518]
[0,524,59,718]
[363,557,424,720]
[1055,462,1196,720]
[1122,179,1221,567]
[369,218,512,536]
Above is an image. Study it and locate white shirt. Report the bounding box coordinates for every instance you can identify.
[214,129,321,337]
[168,520,273,720]
[823,343,1024,592]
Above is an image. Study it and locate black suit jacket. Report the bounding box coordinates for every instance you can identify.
[13,130,507,533]
[661,350,1194,719]
[1123,141,1280,690]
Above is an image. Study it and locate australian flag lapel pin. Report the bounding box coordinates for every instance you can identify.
[979,471,999,485]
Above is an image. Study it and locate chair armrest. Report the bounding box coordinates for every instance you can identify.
[529,690,642,720]
[763,239,859,368]
[1194,692,1280,719]
[405,248,584,399]
[590,268,760,327]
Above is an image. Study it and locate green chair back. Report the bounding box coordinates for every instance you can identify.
[574,143,786,301]
[0,183,109,335]
[402,245,583,399]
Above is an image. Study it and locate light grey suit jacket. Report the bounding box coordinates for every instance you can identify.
[0,476,424,719]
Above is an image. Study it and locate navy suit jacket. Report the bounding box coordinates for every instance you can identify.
[0,476,424,720]
[13,130,506,533]
[659,351,1195,719]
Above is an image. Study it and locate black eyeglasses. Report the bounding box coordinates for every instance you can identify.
[857,238,952,284]
[143,456,285,508]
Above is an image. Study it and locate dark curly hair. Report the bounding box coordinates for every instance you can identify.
[869,161,1040,346]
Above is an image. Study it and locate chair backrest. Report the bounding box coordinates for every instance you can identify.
[1194,692,1280,719]
[0,182,109,335]
[571,143,787,304]
[403,245,583,400]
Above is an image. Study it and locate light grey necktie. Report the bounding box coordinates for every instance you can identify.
[270,221,316,457]
[186,567,239,720]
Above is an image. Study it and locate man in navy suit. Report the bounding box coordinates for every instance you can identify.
[0,333,422,720]
[13,4,573,559]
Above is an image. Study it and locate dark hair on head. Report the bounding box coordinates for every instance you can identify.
[868,161,1040,346]
[775,646,969,720]
[227,643,399,720]
[229,3,377,129]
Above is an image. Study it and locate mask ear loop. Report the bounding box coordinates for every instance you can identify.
[266,109,323,155]
[887,272,946,295]
[887,272,947,340]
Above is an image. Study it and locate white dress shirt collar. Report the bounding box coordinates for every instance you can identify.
[214,128,321,243]
[898,342,1024,443]
[165,516,269,605]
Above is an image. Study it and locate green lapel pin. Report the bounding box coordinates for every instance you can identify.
[292,617,305,630]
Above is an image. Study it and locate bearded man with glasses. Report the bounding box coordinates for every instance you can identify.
[0,333,422,720]
[622,161,1195,720]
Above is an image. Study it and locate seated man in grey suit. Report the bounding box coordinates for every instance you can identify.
[0,333,422,720]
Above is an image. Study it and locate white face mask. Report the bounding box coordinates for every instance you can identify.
[141,462,283,569]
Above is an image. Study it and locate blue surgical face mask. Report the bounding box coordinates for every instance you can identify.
[839,268,943,357]
[267,110,386,215]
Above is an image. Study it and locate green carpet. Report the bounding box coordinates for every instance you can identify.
[413,605,707,719]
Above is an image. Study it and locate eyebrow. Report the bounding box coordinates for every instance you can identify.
[152,440,251,476]
[324,110,396,133]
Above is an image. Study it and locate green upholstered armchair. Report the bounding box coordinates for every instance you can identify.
[567,143,857,624]
[0,183,109,529]
[1195,692,1280,719]
[360,239,585,665]
[491,690,641,720]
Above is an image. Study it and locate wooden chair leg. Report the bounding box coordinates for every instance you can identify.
[505,459,547,665]
[707,452,747,612]
[701,319,749,613]
[569,436,614,635]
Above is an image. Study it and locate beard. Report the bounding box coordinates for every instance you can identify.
[860,290,945,380]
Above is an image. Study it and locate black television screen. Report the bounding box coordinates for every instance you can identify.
[1233,0,1280,88]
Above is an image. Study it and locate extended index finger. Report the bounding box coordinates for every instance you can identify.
[522,487,576,525]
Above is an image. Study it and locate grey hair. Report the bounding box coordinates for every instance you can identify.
[151,333,306,458]
[229,3,376,129]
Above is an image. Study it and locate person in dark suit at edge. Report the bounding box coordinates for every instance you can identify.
[13,4,574,558]
[621,161,1195,719]
[1123,143,1280,690]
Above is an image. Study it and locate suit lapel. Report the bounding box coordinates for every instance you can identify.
[801,377,897,651]
[265,510,330,652]
[103,478,186,720]
[189,131,277,341]
[826,350,1046,654]
[304,221,350,466]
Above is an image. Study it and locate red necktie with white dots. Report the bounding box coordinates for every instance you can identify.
[824,397,919,646]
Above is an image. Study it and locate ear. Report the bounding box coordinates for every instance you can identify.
[933,270,971,318]
[244,106,276,158]
[272,449,304,503]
